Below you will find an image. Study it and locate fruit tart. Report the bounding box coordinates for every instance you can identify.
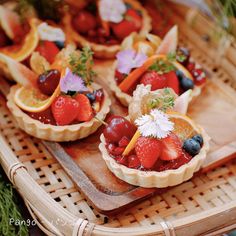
[6,47,111,142]
[110,26,207,106]
[99,86,210,188]
[62,0,152,58]
[0,3,66,66]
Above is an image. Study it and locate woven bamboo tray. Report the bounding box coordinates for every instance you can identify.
[1,1,236,236]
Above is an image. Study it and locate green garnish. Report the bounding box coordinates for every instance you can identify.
[148,88,175,112]
[69,47,97,86]
[149,58,176,74]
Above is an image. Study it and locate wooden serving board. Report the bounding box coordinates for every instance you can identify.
[42,61,236,215]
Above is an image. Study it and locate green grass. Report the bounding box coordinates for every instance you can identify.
[0,168,28,236]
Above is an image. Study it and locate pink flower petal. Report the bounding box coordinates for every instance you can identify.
[60,68,88,93]
[116,49,147,74]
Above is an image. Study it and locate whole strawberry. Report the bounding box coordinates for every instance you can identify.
[51,95,79,126]
[135,137,161,169]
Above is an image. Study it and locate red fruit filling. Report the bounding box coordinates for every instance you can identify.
[71,4,142,45]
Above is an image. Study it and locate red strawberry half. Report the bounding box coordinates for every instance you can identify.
[140,71,167,90]
[75,94,94,122]
[36,40,60,64]
[51,95,79,126]
[161,133,182,161]
[135,137,161,169]
[164,71,180,95]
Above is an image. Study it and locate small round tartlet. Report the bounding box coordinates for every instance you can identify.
[62,0,152,59]
[99,128,210,188]
[99,111,210,188]
[7,84,111,142]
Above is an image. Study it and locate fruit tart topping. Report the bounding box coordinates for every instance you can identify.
[183,137,201,157]
[51,95,79,126]
[36,40,60,64]
[135,109,174,139]
[176,47,189,66]
[103,116,136,143]
[112,8,142,40]
[37,69,61,96]
[75,94,94,122]
[116,49,147,74]
[60,67,88,94]
[72,10,97,34]
[192,68,206,86]
[180,77,194,92]
[192,134,203,147]
[135,136,161,169]
[98,0,126,23]
[37,22,66,43]
[161,133,182,161]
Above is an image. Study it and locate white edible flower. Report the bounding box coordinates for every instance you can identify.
[99,0,126,23]
[132,84,151,99]
[135,109,174,139]
[38,22,65,42]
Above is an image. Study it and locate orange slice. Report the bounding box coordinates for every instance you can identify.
[168,112,200,141]
[123,112,200,155]
[14,68,66,113]
[0,18,39,62]
[14,85,60,113]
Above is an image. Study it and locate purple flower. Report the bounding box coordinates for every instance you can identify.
[116,49,148,74]
[60,67,88,93]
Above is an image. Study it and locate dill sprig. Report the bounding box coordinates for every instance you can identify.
[69,47,96,86]
[0,171,28,236]
[148,88,175,112]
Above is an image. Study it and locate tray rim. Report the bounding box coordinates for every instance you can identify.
[1,2,236,236]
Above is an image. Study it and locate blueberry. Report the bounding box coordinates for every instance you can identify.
[55,41,65,49]
[192,134,203,147]
[180,77,194,91]
[86,93,96,103]
[183,139,201,156]
[176,70,185,81]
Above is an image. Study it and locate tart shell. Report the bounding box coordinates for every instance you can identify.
[99,128,210,188]
[62,0,152,59]
[7,84,111,142]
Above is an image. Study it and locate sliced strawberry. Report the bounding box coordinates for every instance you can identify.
[161,133,182,161]
[51,96,79,126]
[128,155,141,169]
[36,41,60,64]
[125,9,142,29]
[140,71,167,91]
[112,20,137,40]
[118,136,130,147]
[164,71,180,95]
[75,94,94,122]
[115,70,126,83]
[115,155,128,166]
[135,137,161,169]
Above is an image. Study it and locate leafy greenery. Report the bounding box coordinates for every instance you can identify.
[0,170,28,236]
[148,88,175,112]
[149,52,185,74]
[69,47,97,86]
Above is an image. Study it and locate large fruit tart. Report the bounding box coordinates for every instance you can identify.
[110,26,207,106]
[62,0,152,58]
[6,46,111,142]
[0,2,66,65]
[99,85,210,188]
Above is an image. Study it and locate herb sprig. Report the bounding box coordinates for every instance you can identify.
[69,47,97,86]
[149,52,186,74]
[148,88,175,112]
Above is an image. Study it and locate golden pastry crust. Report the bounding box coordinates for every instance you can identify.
[7,84,111,142]
[62,0,152,59]
[99,127,210,188]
